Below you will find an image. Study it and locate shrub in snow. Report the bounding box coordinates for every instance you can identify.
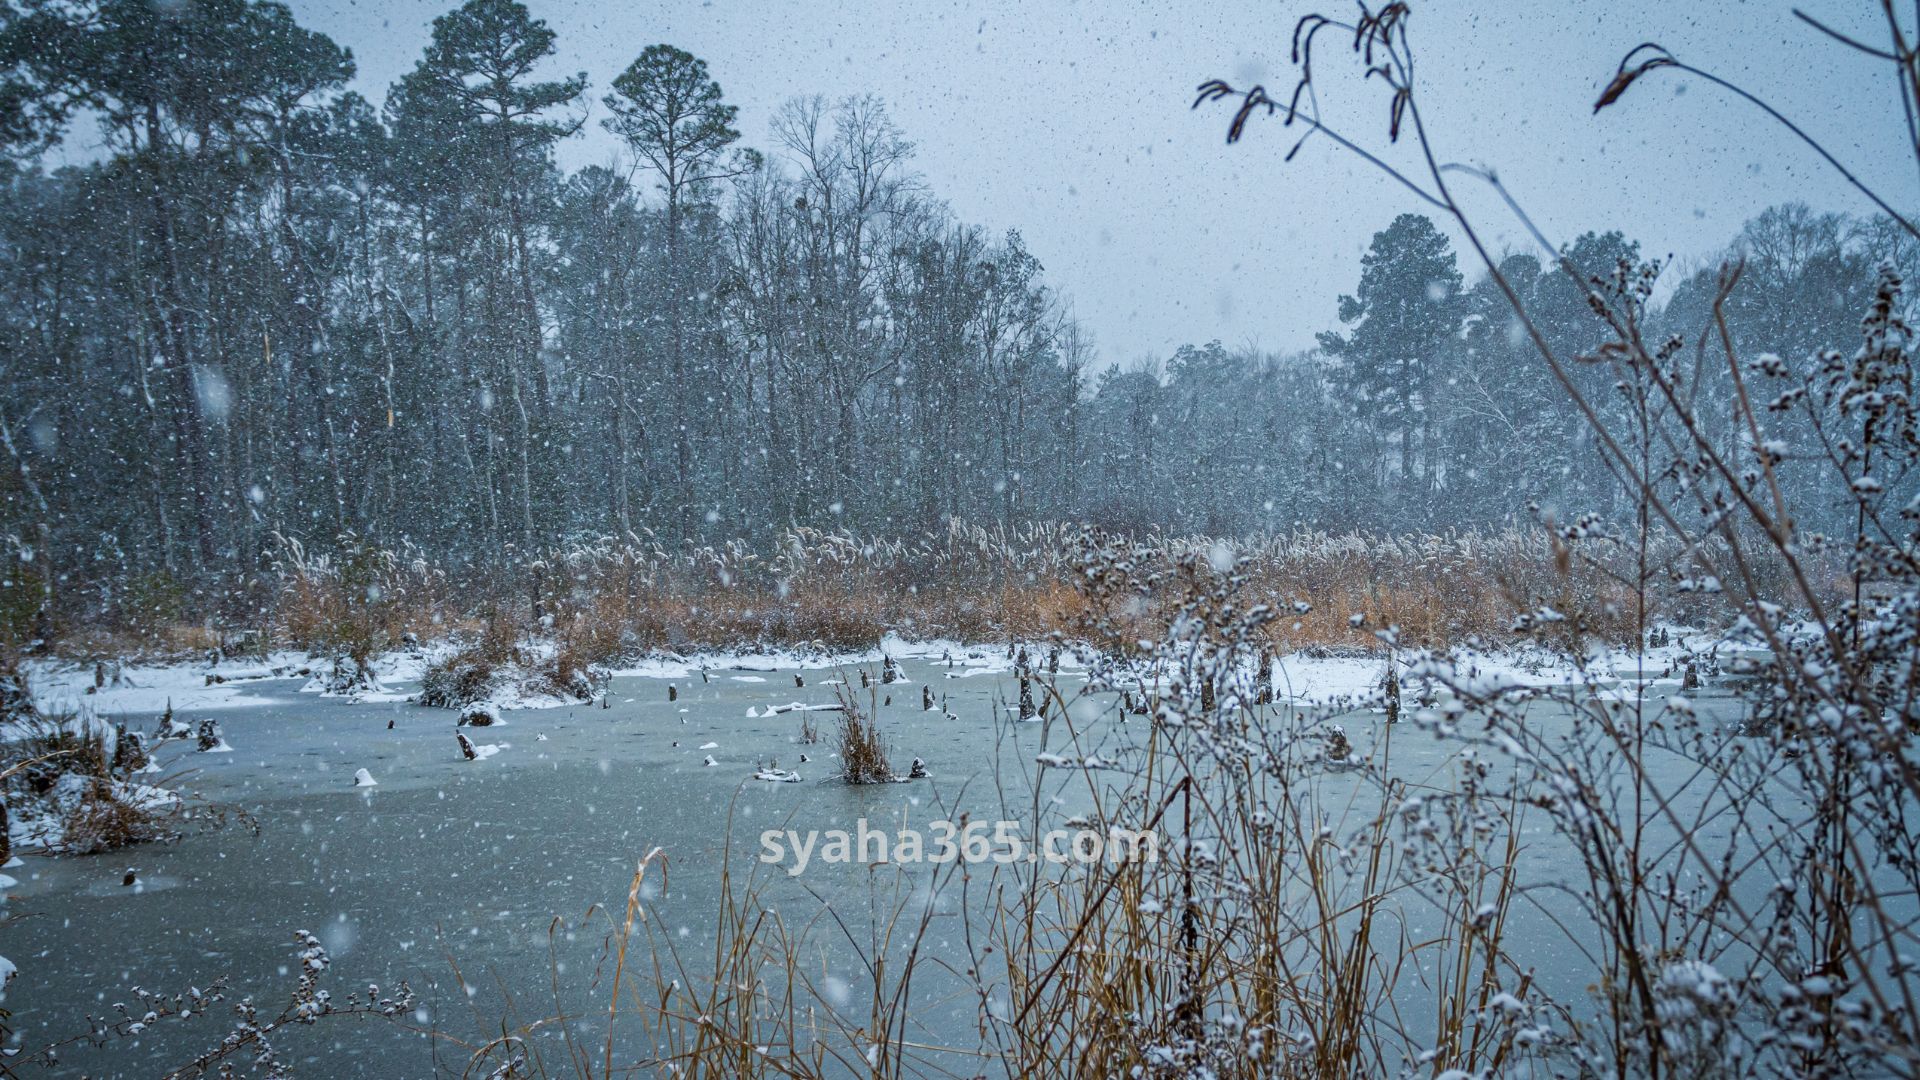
[2,697,197,857]
[420,639,605,712]
[457,702,498,727]
[10,771,182,855]
[419,652,498,708]
[317,654,383,698]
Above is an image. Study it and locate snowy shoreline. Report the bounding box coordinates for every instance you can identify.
[16,624,1756,724]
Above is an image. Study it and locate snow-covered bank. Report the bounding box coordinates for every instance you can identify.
[17,625,1756,722]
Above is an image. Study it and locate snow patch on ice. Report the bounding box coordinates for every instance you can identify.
[24,653,303,715]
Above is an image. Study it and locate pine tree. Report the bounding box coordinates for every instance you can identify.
[603,45,751,540]
[1319,213,1462,509]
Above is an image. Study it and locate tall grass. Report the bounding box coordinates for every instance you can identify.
[834,677,895,784]
[49,519,1805,663]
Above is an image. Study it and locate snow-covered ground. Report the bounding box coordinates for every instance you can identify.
[14,626,1745,743]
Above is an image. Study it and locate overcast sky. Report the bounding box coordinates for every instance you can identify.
[274,0,1914,362]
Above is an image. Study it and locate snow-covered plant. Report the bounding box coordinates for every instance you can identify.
[13,930,416,1077]
[959,530,1551,1077]
[1197,5,1920,1072]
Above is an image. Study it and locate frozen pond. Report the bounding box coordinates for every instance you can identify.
[6,652,1129,1075]
[2,649,1760,1076]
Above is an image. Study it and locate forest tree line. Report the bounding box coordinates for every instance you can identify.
[0,0,1913,610]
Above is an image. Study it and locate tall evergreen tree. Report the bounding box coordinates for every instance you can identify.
[603,45,751,540]
[1319,213,1462,506]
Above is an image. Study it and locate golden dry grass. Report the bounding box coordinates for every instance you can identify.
[42,519,1815,662]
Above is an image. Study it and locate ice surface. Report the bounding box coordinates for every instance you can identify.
[0,642,1756,1076]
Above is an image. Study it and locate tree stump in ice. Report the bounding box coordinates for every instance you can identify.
[196,719,221,752]
[153,701,189,741]
[112,724,149,774]
[457,732,478,761]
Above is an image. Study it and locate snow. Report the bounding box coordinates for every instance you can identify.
[1261,629,1745,705]
[352,768,378,788]
[600,633,1060,682]
[23,652,306,715]
[6,774,179,853]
